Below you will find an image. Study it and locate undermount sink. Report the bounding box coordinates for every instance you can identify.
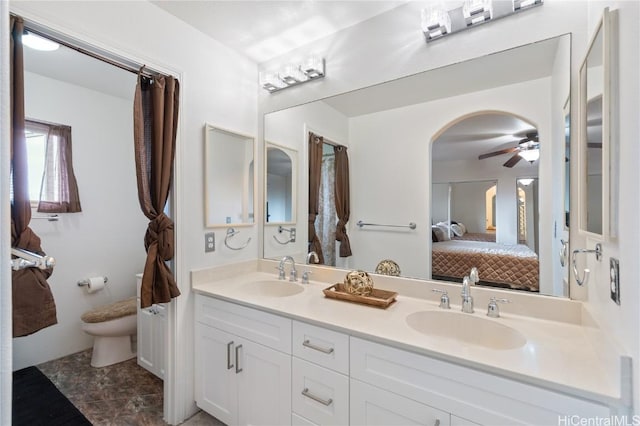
[239,280,304,297]
[406,310,526,350]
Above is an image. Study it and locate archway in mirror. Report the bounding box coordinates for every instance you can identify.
[431,111,541,293]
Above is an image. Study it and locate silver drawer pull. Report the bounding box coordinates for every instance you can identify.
[226,341,234,370]
[235,344,243,373]
[302,339,334,354]
[434,420,440,426]
[301,388,333,406]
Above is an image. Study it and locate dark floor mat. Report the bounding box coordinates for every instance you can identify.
[12,366,92,426]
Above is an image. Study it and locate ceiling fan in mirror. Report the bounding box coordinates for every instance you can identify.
[478,131,540,167]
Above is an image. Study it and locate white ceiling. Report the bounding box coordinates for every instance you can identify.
[151,0,408,63]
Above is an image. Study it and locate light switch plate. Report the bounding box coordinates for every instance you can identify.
[609,257,620,305]
[205,232,215,253]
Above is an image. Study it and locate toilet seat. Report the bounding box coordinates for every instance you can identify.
[81,297,137,323]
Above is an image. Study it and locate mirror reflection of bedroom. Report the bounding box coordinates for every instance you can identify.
[431,112,540,293]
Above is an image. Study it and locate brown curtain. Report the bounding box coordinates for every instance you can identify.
[29,121,82,213]
[133,72,181,308]
[10,16,57,337]
[334,146,352,257]
[308,132,324,264]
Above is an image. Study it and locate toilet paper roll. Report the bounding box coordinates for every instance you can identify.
[87,277,106,294]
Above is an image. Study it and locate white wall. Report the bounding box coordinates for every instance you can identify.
[8,1,258,423]
[11,71,147,370]
[450,181,495,234]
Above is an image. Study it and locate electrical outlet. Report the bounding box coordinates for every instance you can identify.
[290,228,296,242]
[205,232,215,253]
[609,257,620,305]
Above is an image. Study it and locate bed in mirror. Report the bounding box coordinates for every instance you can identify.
[204,124,255,227]
[263,34,571,297]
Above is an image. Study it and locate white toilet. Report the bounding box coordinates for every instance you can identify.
[81,297,137,367]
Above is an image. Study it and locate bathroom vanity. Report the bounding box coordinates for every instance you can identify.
[192,261,630,425]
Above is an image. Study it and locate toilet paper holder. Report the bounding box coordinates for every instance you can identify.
[77,276,108,287]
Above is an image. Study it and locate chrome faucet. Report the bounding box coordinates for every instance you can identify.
[306,251,319,264]
[278,256,297,282]
[301,251,319,284]
[461,276,474,313]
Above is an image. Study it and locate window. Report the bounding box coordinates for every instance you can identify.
[24,126,47,205]
[22,119,82,213]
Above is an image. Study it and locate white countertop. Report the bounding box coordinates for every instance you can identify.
[192,264,628,408]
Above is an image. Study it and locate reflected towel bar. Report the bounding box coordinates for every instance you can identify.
[11,248,56,271]
[357,220,417,230]
[32,214,59,222]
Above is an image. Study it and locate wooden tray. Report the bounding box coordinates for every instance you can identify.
[323,283,397,309]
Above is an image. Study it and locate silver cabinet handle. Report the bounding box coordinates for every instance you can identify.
[235,344,243,373]
[226,341,234,370]
[301,388,333,406]
[302,339,334,354]
[434,420,440,426]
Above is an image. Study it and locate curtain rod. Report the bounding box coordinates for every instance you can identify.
[310,131,344,149]
[16,18,157,80]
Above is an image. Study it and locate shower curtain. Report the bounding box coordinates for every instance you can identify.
[317,155,336,266]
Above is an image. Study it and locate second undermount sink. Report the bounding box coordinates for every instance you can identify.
[239,280,304,297]
[406,310,526,350]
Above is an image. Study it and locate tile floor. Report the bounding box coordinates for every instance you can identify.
[37,349,223,426]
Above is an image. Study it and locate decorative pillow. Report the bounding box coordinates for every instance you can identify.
[432,229,438,243]
[436,225,451,241]
[450,223,464,237]
[431,225,445,242]
[457,222,467,234]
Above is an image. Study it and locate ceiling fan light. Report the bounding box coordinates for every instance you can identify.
[518,149,539,163]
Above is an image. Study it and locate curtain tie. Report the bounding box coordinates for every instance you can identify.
[145,213,174,261]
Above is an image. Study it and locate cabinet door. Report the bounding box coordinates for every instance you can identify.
[153,304,166,378]
[195,323,238,426]
[237,339,291,426]
[351,379,450,426]
[137,304,155,372]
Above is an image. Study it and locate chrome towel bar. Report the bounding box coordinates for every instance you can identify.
[357,220,416,230]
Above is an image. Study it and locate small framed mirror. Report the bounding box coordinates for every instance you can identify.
[265,142,297,224]
[579,7,615,238]
[204,124,255,227]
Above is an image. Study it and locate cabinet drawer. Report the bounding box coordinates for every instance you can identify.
[292,357,349,426]
[195,294,292,354]
[350,337,609,425]
[351,379,449,426]
[293,321,349,374]
[292,413,318,426]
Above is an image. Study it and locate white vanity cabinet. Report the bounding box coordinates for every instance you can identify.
[350,337,610,425]
[137,302,166,379]
[194,295,292,426]
[291,321,350,425]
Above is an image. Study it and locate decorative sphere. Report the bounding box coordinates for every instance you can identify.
[375,259,401,277]
[344,270,374,296]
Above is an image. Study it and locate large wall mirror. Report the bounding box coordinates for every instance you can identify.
[204,124,255,227]
[265,142,297,224]
[263,34,571,297]
[580,8,615,239]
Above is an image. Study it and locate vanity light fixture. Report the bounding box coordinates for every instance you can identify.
[22,31,60,51]
[259,56,325,93]
[513,0,543,11]
[463,0,493,27]
[422,0,543,43]
[421,3,452,41]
